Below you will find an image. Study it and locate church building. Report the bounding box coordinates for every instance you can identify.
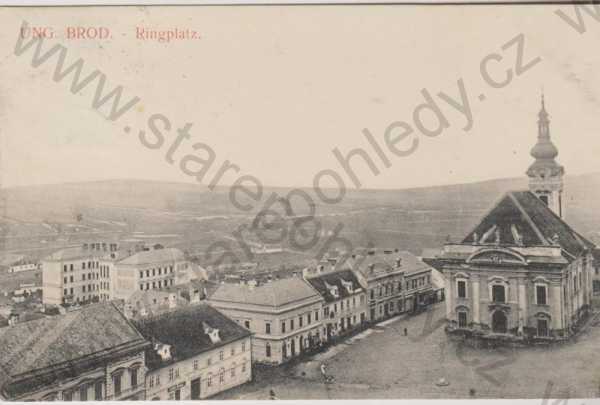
[425,96,595,340]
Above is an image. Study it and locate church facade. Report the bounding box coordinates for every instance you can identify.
[425,97,595,340]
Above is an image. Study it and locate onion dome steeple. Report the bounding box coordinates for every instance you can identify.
[526,93,565,218]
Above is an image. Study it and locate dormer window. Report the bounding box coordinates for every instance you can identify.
[324,281,339,298]
[154,342,172,361]
[341,279,354,294]
[203,322,221,343]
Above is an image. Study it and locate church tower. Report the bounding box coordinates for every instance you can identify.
[526,94,565,218]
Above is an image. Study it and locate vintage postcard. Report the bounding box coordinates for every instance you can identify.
[0,2,599,402]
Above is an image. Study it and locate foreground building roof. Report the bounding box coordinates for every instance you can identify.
[210,277,322,308]
[0,302,148,399]
[133,304,251,370]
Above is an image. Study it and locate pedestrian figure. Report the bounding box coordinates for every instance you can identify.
[469,388,476,397]
[269,389,277,400]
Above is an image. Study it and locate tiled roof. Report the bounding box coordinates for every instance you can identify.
[133,304,251,370]
[0,302,147,398]
[305,270,363,303]
[43,247,93,262]
[462,191,594,258]
[210,278,322,308]
[117,248,185,266]
[341,250,429,279]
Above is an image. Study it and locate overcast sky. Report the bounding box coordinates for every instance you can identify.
[0,5,599,190]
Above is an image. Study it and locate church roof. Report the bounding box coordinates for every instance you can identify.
[462,191,594,259]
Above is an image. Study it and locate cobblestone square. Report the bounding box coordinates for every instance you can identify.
[215,303,600,400]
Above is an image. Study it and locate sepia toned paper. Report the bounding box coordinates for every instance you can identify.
[0,3,599,403]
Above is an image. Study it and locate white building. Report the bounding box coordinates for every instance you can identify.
[134,304,252,400]
[113,247,191,301]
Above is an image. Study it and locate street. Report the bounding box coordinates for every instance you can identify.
[215,303,600,399]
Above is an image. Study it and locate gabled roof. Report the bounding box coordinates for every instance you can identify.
[133,304,250,370]
[117,248,185,266]
[462,191,594,258]
[0,302,147,399]
[341,250,429,280]
[305,270,363,303]
[43,247,93,262]
[210,278,322,308]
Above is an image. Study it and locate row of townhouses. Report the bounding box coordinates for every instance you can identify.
[208,249,441,365]
[0,246,440,400]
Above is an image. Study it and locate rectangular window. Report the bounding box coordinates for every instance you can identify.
[113,374,122,397]
[94,382,102,400]
[169,368,174,381]
[139,271,143,278]
[79,385,87,401]
[131,368,138,389]
[63,391,72,401]
[315,310,319,321]
[492,285,506,303]
[308,313,311,324]
[290,319,294,330]
[219,350,224,361]
[193,360,198,370]
[82,262,86,269]
[299,315,303,327]
[231,347,235,356]
[457,280,466,298]
[207,357,212,366]
[536,285,547,305]
[149,376,154,388]
[266,322,271,334]
[242,341,246,352]
[244,320,250,329]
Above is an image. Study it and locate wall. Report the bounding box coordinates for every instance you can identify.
[145,337,251,400]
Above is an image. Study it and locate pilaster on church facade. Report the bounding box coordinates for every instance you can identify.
[424,96,596,342]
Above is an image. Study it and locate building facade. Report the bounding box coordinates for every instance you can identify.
[113,247,191,301]
[425,99,595,340]
[134,304,251,400]
[348,250,436,322]
[0,302,149,401]
[209,278,324,365]
[305,269,368,340]
[42,242,120,306]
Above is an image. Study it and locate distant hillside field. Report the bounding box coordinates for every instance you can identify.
[1,173,599,261]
